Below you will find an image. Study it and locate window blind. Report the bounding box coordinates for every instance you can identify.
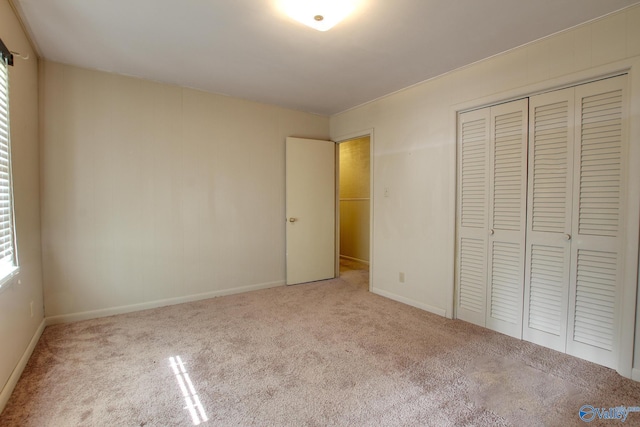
[0,59,17,284]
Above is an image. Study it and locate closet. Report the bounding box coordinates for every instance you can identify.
[456,75,628,370]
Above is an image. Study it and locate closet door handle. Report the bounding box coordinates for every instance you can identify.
[564,234,571,241]
[489,229,495,236]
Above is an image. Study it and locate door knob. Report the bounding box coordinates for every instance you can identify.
[489,229,495,236]
[565,233,571,241]
[289,218,297,223]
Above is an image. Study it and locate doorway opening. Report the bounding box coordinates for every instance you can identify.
[338,136,370,288]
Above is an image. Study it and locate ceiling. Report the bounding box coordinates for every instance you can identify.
[12,0,640,115]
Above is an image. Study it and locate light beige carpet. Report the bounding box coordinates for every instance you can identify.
[2,264,640,426]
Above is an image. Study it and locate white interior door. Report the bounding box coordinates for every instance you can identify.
[566,75,628,369]
[485,99,528,339]
[286,137,336,285]
[457,75,632,372]
[523,76,627,369]
[456,99,527,336]
[456,108,490,327]
[523,87,575,352]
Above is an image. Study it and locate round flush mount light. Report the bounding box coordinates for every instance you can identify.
[279,0,362,31]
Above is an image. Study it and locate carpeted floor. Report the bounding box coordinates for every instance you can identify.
[2,261,640,426]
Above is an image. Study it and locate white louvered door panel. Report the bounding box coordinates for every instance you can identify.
[486,99,528,338]
[523,88,574,352]
[566,75,627,369]
[456,108,490,326]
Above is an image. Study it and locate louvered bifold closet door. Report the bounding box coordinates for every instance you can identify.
[523,88,575,352]
[485,99,528,338]
[566,75,628,369]
[456,108,490,327]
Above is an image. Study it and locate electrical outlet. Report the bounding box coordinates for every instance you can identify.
[399,272,405,283]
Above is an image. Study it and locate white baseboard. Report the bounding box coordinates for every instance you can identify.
[0,319,46,413]
[46,280,284,325]
[339,255,370,265]
[632,368,640,382]
[371,287,447,317]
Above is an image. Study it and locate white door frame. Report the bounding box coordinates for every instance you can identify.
[333,129,375,291]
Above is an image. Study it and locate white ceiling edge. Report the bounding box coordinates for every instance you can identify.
[8,0,640,117]
[332,4,639,117]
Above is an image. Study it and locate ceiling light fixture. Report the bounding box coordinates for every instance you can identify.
[279,0,361,32]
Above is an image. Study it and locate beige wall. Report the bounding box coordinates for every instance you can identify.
[0,0,44,406]
[40,61,328,321]
[339,137,370,262]
[331,6,640,375]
